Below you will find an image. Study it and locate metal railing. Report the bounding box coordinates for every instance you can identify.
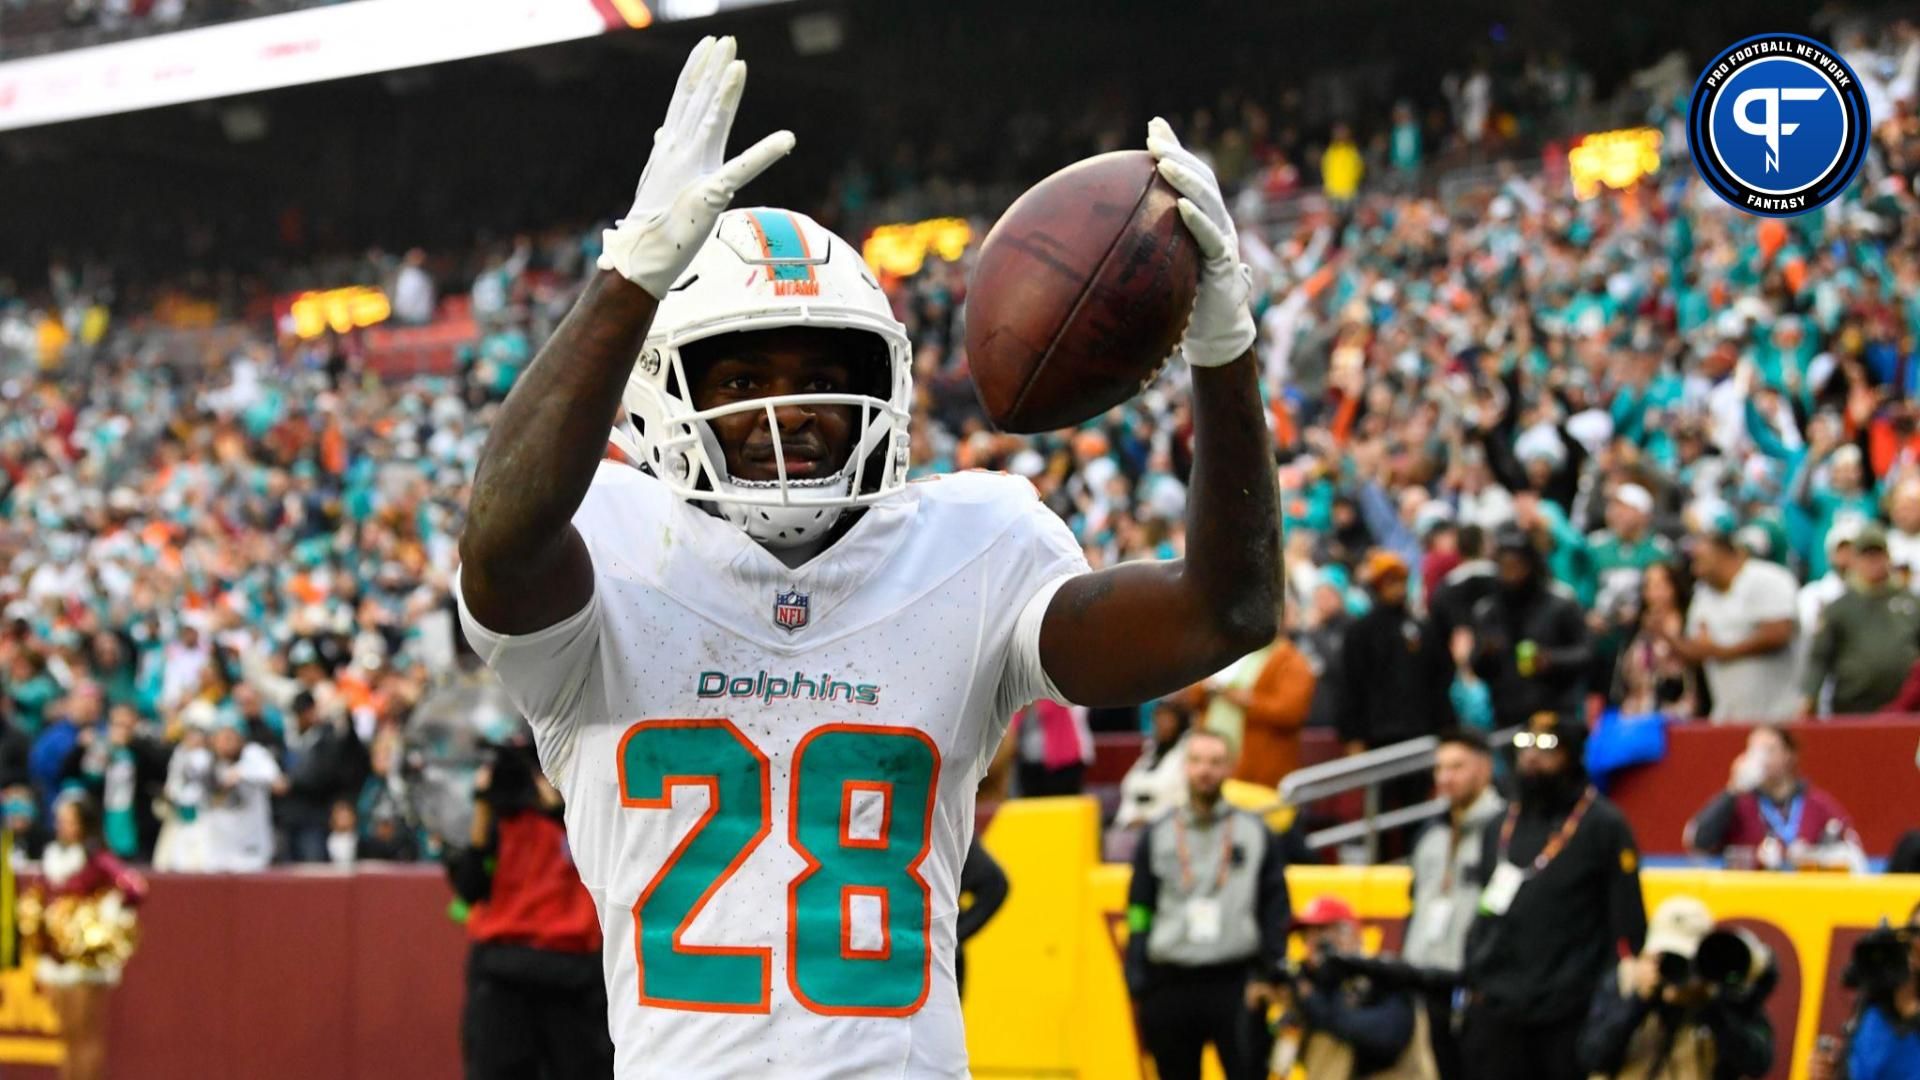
[1277,727,1515,863]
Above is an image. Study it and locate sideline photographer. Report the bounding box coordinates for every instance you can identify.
[1577,895,1774,1080]
[1815,902,1920,1080]
[1269,895,1438,1080]
[444,737,611,1080]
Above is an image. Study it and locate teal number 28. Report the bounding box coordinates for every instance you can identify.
[617,718,940,1016]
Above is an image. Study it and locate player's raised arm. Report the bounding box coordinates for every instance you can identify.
[1038,118,1279,707]
[459,36,794,634]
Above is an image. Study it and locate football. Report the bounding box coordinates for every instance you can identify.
[964,149,1201,433]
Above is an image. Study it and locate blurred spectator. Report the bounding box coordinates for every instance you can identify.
[1886,478,1920,573]
[355,727,419,861]
[1116,700,1194,830]
[327,801,360,866]
[4,783,49,860]
[1321,124,1364,205]
[58,703,168,861]
[196,716,285,872]
[1126,729,1291,1080]
[1387,101,1423,181]
[1428,525,1496,645]
[1577,896,1775,1080]
[1802,526,1920,717]
[1468,528,1591,731]
[7,651,62,736]
[1447,626,1494,734]
[1684,725,1862,870]
[1272,895,1430,1079]
[1463,714,1647,1080]
[1339,552,1455,758]
[1798,524,1860,699]
[1680,528,1800,723]
[278,692,368,863]
[390,248,436,326]
[31,686,96,805]
[1442,63,1492,146]
[1010,699,1092,798]
[1299,578,1356,732]
[1611,561,1700,720]
[232,684,285,759]
[1201,619,1314,787]
[1406,728,1503,1080]
[1570,484,1672,617]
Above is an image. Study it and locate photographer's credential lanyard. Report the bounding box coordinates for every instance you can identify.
[1757,792,1804,844]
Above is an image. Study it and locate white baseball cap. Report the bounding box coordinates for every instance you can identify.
[1612,483,1654,515]
[1645,895,1714,959]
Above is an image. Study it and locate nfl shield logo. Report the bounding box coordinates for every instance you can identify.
[773,589,810,632]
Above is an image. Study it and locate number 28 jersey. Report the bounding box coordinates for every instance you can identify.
[453,463,1087,1079]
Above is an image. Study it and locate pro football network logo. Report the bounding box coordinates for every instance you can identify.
[1687,33,1869,217]
[773,588,810,632]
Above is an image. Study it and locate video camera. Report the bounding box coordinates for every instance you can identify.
[1843,923,1916,1004]
[1656,928,1774,1005]
[1275,937,1341,989]
[1276,941,1461,996]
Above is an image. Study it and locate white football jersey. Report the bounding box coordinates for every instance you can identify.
[454,462,1087,1079]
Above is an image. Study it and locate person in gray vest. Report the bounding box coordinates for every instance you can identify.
[1404,728,1504,1080]
[1125,728,1292,1080]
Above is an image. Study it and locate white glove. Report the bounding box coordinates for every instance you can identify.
[598,36,796,299]
[1146,117,1257,369]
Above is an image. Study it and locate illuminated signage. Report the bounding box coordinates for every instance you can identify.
[861,217,972,277]
[287,287,391,338]
[1568,127,1663,199]
[0,0,796,133]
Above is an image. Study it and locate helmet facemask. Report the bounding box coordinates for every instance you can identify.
[612,327,911,548]
[607,207,916,550]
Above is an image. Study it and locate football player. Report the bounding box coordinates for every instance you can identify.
[456,36,1278,1079]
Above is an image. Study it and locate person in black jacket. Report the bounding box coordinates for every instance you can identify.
[1469,526,1593,730]
[1339,550,1454,855]
[58,704,169,861]
[1338,550,1455,755]
[1428,525,1496,645]
[954,837,1008,996]
[1577,896,1775,1080]
[278,693,368,863]
[1462,712,1648,1080]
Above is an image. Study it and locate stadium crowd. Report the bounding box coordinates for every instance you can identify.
[0,13,1916,885]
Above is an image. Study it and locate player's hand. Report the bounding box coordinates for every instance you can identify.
[598,36,796,298]
[1146,117,1256,369]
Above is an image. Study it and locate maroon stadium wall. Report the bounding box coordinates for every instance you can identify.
[1,866,467,1080]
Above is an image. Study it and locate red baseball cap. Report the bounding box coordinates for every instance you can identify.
[1294,895,1359,928]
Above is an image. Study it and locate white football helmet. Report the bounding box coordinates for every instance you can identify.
[609,207,913,548]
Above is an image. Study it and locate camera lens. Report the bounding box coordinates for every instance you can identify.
[1696,930,1752,986]
[1656,952,1693,985]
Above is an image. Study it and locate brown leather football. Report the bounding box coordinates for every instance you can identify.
[964,149,1201,433]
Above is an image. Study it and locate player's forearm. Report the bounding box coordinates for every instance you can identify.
[1183,350,1281,649]
[464,271,658,569]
